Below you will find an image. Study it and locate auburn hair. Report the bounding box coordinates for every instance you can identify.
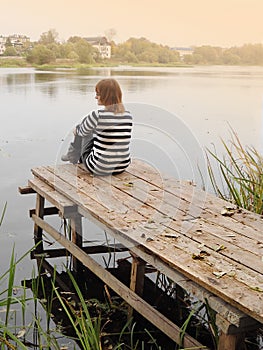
[95,79,125,113]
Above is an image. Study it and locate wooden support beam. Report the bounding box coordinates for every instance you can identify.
[31,243,129,259]
[31,214,206,349]
[33,194,45,253]
[70,214,83,272]
[128,255,146,319]
[217,332,245,350]
[30,206,59,217]
[28,178,78,218]
[130,256,146,296]
[216,313,260,335]
[18,186,36,194]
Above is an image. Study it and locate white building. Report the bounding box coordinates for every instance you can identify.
[0,36,7,54]
[172,47,194,58]
[84,36,111,59]
[0,34,30,55]
[9,34,30,47]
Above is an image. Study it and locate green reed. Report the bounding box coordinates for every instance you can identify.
[52,268,102,350]
[207,129,263,214]
[0,202,7,227]
[0,246,33,350]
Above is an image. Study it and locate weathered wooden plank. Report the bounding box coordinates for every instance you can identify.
[29,178,78,217]
[126,161,263,238]
[124,238,255,329]
[31,164,263,324]
[107,168,262,252]
[31,213,205,349]
[91,164,263,274]
[18,186,36,194]
[127,159,263,235]
[68,164,263,280]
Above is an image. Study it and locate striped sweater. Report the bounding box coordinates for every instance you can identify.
[76,109,133,175]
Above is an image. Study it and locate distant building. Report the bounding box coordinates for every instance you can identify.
[0,34,30,54]
[0,36,6,54]
[9,34,30,47]
[84,36,111,59]
[171,47,194,58]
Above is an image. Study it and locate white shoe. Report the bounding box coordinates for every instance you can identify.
[61,154,70,162]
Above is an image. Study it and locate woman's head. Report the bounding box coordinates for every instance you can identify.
[95,79,125,113]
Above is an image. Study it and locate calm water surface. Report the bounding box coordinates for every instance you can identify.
[0,65,263,277]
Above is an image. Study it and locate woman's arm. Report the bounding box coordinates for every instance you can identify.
[75,110,99,137]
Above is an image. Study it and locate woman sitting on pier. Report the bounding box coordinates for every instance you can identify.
[61,78,133,176]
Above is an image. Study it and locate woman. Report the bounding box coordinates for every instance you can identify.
[61,78,133,176]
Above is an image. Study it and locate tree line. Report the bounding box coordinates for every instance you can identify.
[184,44,263,65]
[2,29,263,66]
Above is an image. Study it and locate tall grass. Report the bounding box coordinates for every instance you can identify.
[0,247,32,350]
[206,129,263,214]
[52,268,102,350]
[0,202,7,227]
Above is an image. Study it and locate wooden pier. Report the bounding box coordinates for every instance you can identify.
[20,159,263,349]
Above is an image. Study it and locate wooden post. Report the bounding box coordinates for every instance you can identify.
[70,214,83,272]
[216,313,253,350]
[33,193,45,253]
[218,332,245,350]
[128,255,146,319]
[176,283,186,323]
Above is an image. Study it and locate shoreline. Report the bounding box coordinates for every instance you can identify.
[1,57,263,69]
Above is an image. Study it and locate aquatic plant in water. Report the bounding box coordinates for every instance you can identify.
[207,128,263,214]
[0,247,32,350]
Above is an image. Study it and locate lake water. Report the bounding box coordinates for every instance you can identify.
[0,65,263,279]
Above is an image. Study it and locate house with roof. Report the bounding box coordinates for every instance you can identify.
[0,34,30,55]
[84,36,111,59]
[171,47,194,58]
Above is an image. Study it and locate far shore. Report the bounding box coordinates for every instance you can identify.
[1,56,263,70]
[0,56,191,69]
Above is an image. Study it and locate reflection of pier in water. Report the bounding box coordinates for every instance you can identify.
[25,255,196,349]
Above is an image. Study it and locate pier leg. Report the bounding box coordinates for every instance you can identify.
[33,194,45,253]
[218,332,245,350]
[70,214,83,272]
[128,254,146,319]
[216,313,259,350]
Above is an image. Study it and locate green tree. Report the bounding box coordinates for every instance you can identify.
[26,44,56,65]
[3,46,17,56]
[39,29,59,45]
[222,50,241,65]
[193,46,223,64]
[5,37,12,47]
[67,36,83,44]
[72,39,95,63]
[113,37,179,64]
[58,42,74,58]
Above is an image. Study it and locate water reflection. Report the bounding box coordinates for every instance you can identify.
[1,69,166,98]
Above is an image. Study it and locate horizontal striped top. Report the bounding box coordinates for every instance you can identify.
[76,109,133,175]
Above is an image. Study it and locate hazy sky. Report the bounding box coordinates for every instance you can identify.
[1,0,263,47]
